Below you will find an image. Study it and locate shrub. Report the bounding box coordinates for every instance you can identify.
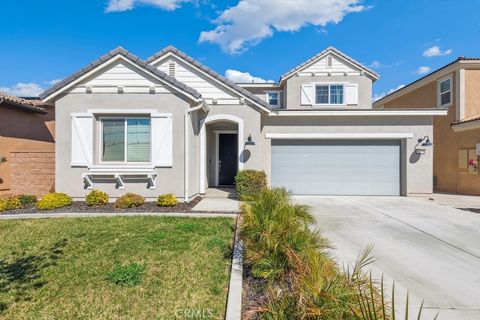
[0,195,22,212]
[156,193,178,207]
[114,193,145,209]
[235,170,267,201]
[36,193,73,210]
[86,189,109,206]
[107,262,145,287]
[18,194,37,205]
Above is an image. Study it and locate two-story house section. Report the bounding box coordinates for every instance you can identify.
[40,46,445,201]
[374,57,480,196]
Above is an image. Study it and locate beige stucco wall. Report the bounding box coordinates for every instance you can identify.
[284,75,373,109]
[261,115,434,195]
[0,104,55,195]
[55,93,193,200]
[381,71,480,195]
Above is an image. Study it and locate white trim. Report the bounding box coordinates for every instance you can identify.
[150,52,272,113]
[437,75,453,109]
[451,120,480,132]
[265,133,414,140]
[88,109,158,115]
[214,130,238,186]
[43,55,201,103]
[270,109,448,116]
[199,114,244,193]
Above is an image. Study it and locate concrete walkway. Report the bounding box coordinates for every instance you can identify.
[295,196,480,320]
[411,192,480,208]
[192,188,240,212]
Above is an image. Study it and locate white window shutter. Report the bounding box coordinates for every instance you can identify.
[301,84,314,105]
[71,114,93,166]
[151,114,173,167]
[346,83,359,105]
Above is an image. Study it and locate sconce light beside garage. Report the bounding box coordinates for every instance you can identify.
[415,136,433,154]
[245,134,255,146]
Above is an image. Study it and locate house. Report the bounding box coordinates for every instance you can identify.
[0,92,55,196]
[374,57,480,196]
[40,46,446,201]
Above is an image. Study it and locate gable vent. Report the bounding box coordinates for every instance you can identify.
[168,62,176,77]
[327,56,333,68]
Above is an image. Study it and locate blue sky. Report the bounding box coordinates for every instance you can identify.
[1,0,480,99]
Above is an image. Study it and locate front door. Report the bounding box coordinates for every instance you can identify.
[218,133,238,186]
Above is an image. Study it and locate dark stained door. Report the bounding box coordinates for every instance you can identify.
[218,134,238,186]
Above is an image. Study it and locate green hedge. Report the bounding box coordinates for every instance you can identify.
[86,189,109,206]
[234,170,267,201]
[36,193,73,210]
[156,194,178,207]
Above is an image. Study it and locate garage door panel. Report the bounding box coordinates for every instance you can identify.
[271,140,400,195]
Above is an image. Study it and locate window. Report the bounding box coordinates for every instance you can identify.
[266,92,280,107]
[102,118,151,163]
[315,84,344,105]
[438,76,452,107]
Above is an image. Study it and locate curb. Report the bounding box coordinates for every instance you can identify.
[225,215,244,320]
[0,212,238,220]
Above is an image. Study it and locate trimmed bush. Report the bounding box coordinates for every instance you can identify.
[114,193,145,209]
[86,189,109,206]
[235,170,267,201]
[36,193,73,210]
[0,195,22,212]
[18,194,37,205]
[156,193,178,207]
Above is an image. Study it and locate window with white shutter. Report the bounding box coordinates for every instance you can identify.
[345,83,359,105]
[300,84,314,105]
[151,114,173,167]
[71,114,93,166]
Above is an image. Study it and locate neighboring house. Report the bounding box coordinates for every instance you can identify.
[0,92,55,196]
[374,57,480,196]
[40,46,446,201]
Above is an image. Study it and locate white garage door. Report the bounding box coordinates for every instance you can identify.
[271,140,401,195]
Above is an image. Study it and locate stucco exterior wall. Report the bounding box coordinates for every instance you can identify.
[284,75,373,109]
[55,93,192,200]
[261,115,434,195]
[465,69,480,119]
[0,104,55,195]
[381,71,480,195]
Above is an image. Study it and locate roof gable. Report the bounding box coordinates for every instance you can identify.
[280,46,379,83]
[147,46,271,112]
[40,47,202,103]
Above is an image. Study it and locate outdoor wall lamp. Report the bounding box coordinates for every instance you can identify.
[415,136,433,154]
[245,134,255,146]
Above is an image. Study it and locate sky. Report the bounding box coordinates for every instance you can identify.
[1,0,480,100]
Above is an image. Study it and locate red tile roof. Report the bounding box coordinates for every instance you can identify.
[451,114,480,126]
[0,91,52,114]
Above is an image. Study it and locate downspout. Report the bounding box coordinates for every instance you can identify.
[184,99,209,202]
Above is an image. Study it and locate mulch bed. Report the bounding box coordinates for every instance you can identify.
[458,207,480,214]
[0,196,220,215]
[242,264,268,320]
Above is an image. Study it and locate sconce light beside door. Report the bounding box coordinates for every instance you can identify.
[415,136,433,154]
[245,134,255,146]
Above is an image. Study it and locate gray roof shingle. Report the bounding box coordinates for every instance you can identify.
[40,47,202,101]
[147,45,271,111]
[279,46,380,83]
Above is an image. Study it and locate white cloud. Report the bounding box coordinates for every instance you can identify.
[415,66,432,75]
[423,45,453,57]
[46,79,62,86]
[0,83,44,97]
[105,0,189,12]
[369,60,382,68]
[373,84,405,102]
[199,0,367,54]
[225,69,274,83]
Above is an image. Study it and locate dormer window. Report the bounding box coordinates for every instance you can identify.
[266,91,280,107]
[438,76,452,108]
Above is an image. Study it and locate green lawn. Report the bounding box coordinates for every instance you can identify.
[0,216,235,319]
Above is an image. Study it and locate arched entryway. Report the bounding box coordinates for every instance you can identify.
[199,114,244,194]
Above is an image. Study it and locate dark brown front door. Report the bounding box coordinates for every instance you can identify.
[218,133,238,186]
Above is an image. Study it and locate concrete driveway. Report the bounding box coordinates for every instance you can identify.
[294,196,480,320]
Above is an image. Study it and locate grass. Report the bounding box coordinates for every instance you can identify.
[0,216,235,319]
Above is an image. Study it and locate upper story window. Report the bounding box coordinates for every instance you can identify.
[266,91,280,107]
[315,84,344,105]
[438,76,452,108]
[102,118,151,163]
